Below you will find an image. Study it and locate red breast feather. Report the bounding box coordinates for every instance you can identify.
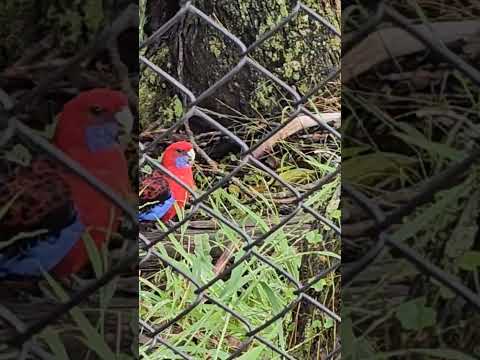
[161,141,194,222]
[51,89,132,276]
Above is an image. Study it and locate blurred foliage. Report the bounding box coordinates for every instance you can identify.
[0,0,107,68]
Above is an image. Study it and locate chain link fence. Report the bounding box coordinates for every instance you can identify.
[0,4,138,358]
[343,1,480,354]
[139,1,341,359]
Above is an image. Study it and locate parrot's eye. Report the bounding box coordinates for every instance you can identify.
[90,105,104,115]
[176,149,183,154]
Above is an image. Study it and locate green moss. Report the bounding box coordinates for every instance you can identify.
[83,0,104,33]
[140,0,340,129]
[209,37,225,58]
[229,0,339,105]
[251,80,276,111]
[0,0,108,67]
[45,0,105,49]
[139,48,183,128]
[245,1,340,110]
[0,0,37,67]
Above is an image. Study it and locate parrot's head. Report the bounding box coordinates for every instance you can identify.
[55,88,134,152]
[162,141,195,169]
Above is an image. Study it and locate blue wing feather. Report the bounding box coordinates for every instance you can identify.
[138,195,175,221]
[0,213,85,277]
[139,170,175,222]
[0,159,84,278]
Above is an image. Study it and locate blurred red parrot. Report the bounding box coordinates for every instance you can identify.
[0,89,134,278]
[139,141,195,223]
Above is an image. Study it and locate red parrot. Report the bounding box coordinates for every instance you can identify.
[0,88,134,278]
[139,141,195,222]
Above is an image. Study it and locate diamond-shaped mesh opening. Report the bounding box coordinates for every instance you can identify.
[194,0,299,45]
[140,1,340,359]
[250,5,340,96]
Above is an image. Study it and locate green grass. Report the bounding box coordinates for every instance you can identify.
[138,2,341,356]
[0,222,136,359]
[343,0,480,358]
[139,117,341,359]
[139,0,147,44]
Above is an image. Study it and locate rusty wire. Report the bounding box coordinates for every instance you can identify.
[139,1,341,359]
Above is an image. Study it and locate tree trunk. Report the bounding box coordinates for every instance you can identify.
[140,0,340,133]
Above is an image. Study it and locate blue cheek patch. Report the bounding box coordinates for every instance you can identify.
[0,215,85,277]
[138,195,175,221]
[85,122,119,152]
[175,155,191,168]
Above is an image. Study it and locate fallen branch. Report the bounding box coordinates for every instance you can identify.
[343,20,480,83]
[252,113,341,158]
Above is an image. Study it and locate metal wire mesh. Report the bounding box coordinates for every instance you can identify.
[343,0,480,341]
[0,4,138,357]
[139,1,341,359]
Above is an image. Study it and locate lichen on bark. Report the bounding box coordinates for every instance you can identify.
[140,0,340,131]
[0,0,107,69]
[0,0,40,68]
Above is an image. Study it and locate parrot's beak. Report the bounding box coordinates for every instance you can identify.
[187,149,196,164]
[115,107,134,146]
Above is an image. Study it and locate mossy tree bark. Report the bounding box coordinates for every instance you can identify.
[0,0,135,70]
[140,0,340,132]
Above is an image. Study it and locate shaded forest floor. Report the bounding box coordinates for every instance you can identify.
[343,1,480,358]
